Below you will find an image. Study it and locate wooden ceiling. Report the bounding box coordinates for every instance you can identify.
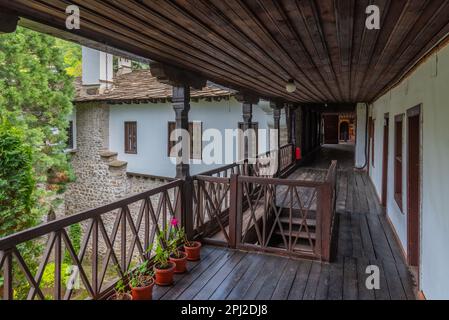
[2,0,449,104]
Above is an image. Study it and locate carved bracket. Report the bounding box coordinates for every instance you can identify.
[0,9,19,34]
[150,62,206,90]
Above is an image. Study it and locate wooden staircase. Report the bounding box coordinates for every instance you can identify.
[271,208,317,253]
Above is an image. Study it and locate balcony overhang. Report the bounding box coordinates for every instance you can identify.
[1,1,449,105]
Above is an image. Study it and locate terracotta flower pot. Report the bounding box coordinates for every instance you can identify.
[130,278,155,300]
[169,252,188,274]
[154,262,176,286]
[108,292,133,300]
[183,241,202,261]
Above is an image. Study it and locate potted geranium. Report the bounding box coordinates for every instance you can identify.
[153,237,176,286]
[168,218,188,274]
[108,279,132,300]
[128,261,155,300]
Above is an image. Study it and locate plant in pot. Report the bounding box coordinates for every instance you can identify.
[168,218,188,274]
[182,229,202,262]
[153,238,176,286]
[128,261,155,300]
[108,279,132,300]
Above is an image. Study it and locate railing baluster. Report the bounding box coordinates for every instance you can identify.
[54,232,62,300]
[92,218,98,296]
[3,250,13,300]
[121,208,127,272]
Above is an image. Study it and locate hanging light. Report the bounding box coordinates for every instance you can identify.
[286,79,296,93]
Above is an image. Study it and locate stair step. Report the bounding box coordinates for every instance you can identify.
[272,242,314,253]
[279,217,316,227]
[274,230,316,240]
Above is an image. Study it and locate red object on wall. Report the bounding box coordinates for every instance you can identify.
[296,147,302,160]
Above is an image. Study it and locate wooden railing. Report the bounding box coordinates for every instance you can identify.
[192,164,241,246]
[228,161,338,261]
[0,180,182,300]
[279,143,294,174]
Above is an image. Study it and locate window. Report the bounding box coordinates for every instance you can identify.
[67,120,74,149]
[238,122,259,160]
[124,121,137,154]
[394,115,404,211]
[168,121,202,160]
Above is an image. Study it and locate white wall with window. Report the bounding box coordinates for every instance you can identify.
[108,98,279,177]
[368,43,449,299]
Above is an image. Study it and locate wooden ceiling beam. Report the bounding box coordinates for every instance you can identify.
[1,0,449,104]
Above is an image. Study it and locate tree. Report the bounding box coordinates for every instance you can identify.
[0,27,76,215]
[0,27,77,298]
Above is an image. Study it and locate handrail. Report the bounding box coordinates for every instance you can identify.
[0,180,183,250]
[0,179,183,300]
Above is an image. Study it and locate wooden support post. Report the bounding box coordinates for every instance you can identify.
[271,101,283,176]
[151,62,206,239]
[228,174,239,248]
[173,85,194,237]
[236,93,259,176]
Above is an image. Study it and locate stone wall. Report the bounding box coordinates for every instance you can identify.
[64,103,168,257]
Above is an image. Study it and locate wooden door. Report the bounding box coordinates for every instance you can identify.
[382,114,389,207]
[323,115,339,144]
[407,105,421,268]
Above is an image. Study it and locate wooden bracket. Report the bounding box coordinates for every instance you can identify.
[235,92,259,105]
[150,62,206,90]
[0,9,19,34]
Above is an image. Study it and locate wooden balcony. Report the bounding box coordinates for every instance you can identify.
[0,145,415,300]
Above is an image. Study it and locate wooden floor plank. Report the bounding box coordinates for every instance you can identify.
[271,259,299,300]
[226,253,266,300]
[343,257,358,300]
[356,257,375,300]
[327,261,343,300]
[152,246,215,300]
[287,259,312,300]
[255,257,289,300]
[302,261,322,300]
[370,258,391,300]
[382,259,407,300]
[209,253,256,300]
[193,251,246,300]
[177,250,237,300]
[315,263,330,300]
[160,247,225,300]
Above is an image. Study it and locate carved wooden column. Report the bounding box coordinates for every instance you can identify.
[172,85,191,179]
[236,93,259,175]
[271,101,283,176]
[151,62,206,238]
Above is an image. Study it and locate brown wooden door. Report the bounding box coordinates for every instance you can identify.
[382,115,389,207]
[323,115,339,144]
[407,106,421,267]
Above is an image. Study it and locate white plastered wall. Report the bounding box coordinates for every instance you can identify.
[108,98,275,177]
[368,42,449,299]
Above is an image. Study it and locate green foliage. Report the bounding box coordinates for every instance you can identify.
[55,39,82,77]
[127,260,153,288]
[0,121,37,235]
[64,223,82,264]
[0,27,77,299]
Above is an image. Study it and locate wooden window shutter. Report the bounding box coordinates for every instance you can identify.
[125,121,137,154]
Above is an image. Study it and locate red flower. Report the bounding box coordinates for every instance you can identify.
[171,217,178,227]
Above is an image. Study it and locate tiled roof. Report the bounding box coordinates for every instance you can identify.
[74,69,233,103]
